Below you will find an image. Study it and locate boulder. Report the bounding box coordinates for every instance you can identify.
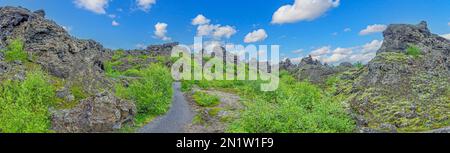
[51,92,137,133]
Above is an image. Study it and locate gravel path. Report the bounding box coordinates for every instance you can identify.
[138,82,194,133]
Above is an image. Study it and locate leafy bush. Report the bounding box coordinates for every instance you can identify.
[123,69,142,77]
[1,39,28,62]
[406,44,421,58]
[0,70,55,133]
[119,64,173,115]
[104,61,124,78]
[353,61,364,69]
[226,75,355,133]
[192,92,220,107]
[70,84,88,102]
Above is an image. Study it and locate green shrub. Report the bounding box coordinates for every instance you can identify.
[1,39,28,62]
[104,61,123,78]
[123,69,142,77]
[353,61,364,69]
[112,50,125,61]
[227,75,355,133]
[0,70,55,133]
[124,64,173,115]
[70,84,88,102]
[406,44,421,58]
[192,92,220,107]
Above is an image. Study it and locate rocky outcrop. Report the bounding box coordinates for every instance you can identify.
[0,6,111,93]
[345,21,450,132]
[0,6,136,132]
[283,55,345,84]
[51,92,136,133]
[147,42,179,57]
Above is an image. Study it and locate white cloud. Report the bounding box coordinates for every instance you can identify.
[112,20,120,26]
[344,28,351,32]
[192,14,211,25]
[310,46,331,56]
[359,24,387,35]
[292,49,303,54]
[213,26,237,39]
[62,26,73,32]
[309,40,382,64]
[441,34,450,40]
[135,43,147,49]
[108,14,117,19]
[362,40,383,53]
[193,15,237,39]
[154,22,171,41]
[448,22,450,26]
[74,0,109,14]
[137,0,156,11]
[244,29,268,43]
[196,24,236,39]
[271,0,340,24]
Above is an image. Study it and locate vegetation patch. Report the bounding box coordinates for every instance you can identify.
[0,39,28,62]
[406,44,421,58]
[193,92,221,107]
[183,71,355,133]
[0,70,56,133]
[114,64,173,117]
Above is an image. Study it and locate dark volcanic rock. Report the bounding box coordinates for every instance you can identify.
[280,58,295,71]
[339,62,353,68]
[0,6,110,92]
[147,42,179,57]
[286,55,342,84]
[299,55,321,66]
[346,21,450,132]
[51,92,136,133]
[0,6,137,132]
[379,21,450,55]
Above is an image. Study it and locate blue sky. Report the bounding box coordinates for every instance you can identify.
[1,0,449,64]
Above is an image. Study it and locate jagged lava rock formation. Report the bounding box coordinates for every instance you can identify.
[0,6,136,132]
[346,21,449,132]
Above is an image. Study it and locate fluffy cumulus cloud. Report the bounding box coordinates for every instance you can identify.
[154,22,171,41]
[359,24,387,35]
[441,34,450,40]
[192,14,211,25]
[309,40,382,64]
[213,26,237,39]
[193,14,237,39]
[112,20,120,26]
[74,0,109,14]
[310,46,331,56]
[244,29,268,43]
[137,0,156,11]
[271,0,340,24]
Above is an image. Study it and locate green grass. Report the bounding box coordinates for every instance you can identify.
[192,92,220,107]
[182,70,355,133]
[115,64,173,116]
[406,44,421,58]
[227,75,355,133]
[0,70,56,133]
[1,39,28,62]
[104,60,124,78]
[70,84,88,102]
[353,61,364,69]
